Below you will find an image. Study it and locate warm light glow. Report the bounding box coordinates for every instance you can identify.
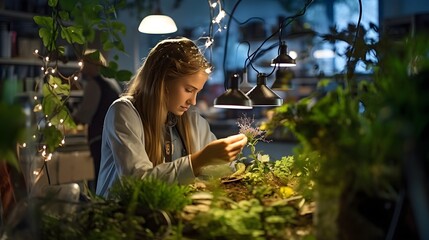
[214,10,226,24]
[289,51,298,59]
[313,49,335,59]
[214,104,253,109]
[73,76,79,81]
[78,61,83,67]
[138,15,177,34]
[34,49,39,54]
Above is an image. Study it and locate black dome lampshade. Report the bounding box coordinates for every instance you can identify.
[271,41,296,67]
[214,73,253,109]
[246,73,283,107]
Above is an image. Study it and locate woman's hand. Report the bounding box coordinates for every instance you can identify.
[191,133,248,175]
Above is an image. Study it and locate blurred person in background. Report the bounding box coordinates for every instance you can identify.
[73,49,122,193]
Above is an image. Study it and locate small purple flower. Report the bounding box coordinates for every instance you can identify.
[237,114,270,146]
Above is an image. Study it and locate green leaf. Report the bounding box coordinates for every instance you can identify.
[116,69,133,82]
[38,28,54,49]
[47,75,70,96]
[61,26,85,45]
[58,10,70,22]
[33,16,53,28]
[0,102,26,169]
[48,0,58,7]
[42,92,62,117]
[43,125,63,152]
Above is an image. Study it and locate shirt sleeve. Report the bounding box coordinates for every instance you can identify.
[187,105,217,152]
[100,99,196,191]
[72,80,101,124]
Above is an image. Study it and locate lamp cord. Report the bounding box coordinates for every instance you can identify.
[245,0,314,77]
[222,0,242,90]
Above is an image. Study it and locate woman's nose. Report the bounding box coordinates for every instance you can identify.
[188,93,197,105]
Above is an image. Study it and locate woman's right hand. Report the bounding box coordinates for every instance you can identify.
[191,133,248,175]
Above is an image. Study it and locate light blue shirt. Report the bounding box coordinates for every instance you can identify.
[96,96,217,197]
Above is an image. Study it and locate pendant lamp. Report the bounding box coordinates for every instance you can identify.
[138,0,177,34]
[246,73,283,107]
[214,73,253,109]
[239,69,253,93]
[271,41,296,67]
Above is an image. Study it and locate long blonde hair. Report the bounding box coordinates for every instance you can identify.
[124,37,212,166]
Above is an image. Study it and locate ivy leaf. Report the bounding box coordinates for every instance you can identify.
[42,90,62,118]
[34,16,55,49]
[47,75,70,96]
[58,10,70,22]
[61,26,85,45]
[47,0,58,7]
[116,69,133,82]
[43,125,63,152]
[49,104,74,129]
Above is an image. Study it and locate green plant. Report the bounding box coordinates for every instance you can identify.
[265,24,429,239]
[29,0,132,156]
[108,176,192,213]
[2,177,193,239]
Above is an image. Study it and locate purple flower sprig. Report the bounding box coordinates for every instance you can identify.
[237,114,271,159]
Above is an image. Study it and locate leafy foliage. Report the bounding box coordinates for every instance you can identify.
[0,102,26,168]
[108,176,192,213]
[265,22,429,238]
[29,0,133,158]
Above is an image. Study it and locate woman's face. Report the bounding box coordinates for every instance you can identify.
[167,70,208,116]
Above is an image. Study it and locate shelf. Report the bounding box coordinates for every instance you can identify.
[0,9,35,20]
[0,57,40,66]
[0,57,80,68]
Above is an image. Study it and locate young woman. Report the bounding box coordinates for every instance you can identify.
[96,37,247,197]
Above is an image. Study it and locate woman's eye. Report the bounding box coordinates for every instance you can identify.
[185,88,193,93]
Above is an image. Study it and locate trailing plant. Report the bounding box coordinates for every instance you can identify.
[28,0,133,158]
